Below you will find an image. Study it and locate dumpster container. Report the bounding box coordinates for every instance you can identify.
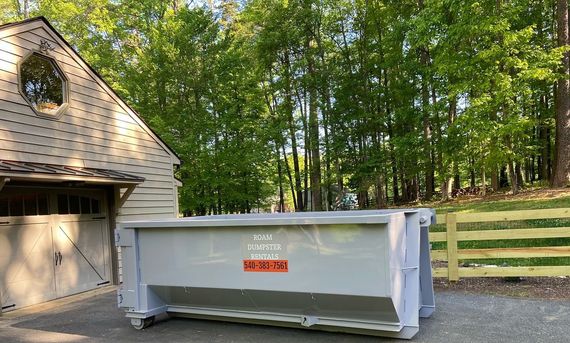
[116,209,435,339]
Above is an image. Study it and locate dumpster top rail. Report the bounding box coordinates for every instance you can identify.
[118,209,435,229]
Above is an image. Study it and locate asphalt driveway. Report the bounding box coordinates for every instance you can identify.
[0,287,568,343]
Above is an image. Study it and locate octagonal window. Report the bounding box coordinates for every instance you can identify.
[19,53,68,117]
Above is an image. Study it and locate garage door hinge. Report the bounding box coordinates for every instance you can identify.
[115,230,121,245]
[115,229,134,247]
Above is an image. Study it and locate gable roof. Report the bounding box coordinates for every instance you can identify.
[0,16,181,165]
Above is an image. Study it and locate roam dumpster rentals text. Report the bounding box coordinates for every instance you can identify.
[242,233,288,272]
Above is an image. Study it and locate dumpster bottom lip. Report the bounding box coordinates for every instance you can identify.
[124,305,419,338]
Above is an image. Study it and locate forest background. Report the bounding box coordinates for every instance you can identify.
[2,0,569,215]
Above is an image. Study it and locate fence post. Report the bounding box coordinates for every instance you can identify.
[446,213,459,281]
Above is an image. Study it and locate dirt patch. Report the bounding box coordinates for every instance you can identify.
[433,276,570,300]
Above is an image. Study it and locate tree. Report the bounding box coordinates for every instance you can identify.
[2,0,567,212]
[553,0,570,187]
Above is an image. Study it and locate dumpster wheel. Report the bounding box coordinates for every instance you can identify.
[131,316,155,330]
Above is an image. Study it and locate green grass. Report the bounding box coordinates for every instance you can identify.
[432,194,570,214]
[424,191,570,269]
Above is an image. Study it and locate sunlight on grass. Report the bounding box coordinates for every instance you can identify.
[424,189,570,269]
[430,191,570,214]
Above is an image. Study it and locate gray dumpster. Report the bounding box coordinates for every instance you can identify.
[116,209,435,339]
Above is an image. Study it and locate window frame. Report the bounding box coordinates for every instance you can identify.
[17,50,70,120]
[0,187,106,218]
[0,192,50,217]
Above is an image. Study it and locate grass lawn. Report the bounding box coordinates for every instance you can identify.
[416,188,570,268]
[422,188,570,213]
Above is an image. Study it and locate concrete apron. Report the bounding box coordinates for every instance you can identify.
[0,286,116,343]
[1,286,116,319]
[1,289,570,343]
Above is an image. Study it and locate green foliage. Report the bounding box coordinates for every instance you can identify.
[1,0,565,212]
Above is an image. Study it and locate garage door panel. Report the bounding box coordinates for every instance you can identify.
[57,219,107,276]
[0,219,56,310]
[54,220,108,298]
[0,189,111,311]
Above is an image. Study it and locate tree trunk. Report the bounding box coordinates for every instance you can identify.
[470,157,476,188]
[307,45,322,211]
[516,162,524,188]
[387,118,399,203]
[284,52,304,211]
[527,158,534,184]
[400,170,407,203]
[300,85,310,210]
[419,17,434,201]
[431,86,445,201]
[304,141,309,211]
[553,0,570,187]
[376,174,387,208]
[302,0,322,211]
[281,145,297,209]
[491,167,499,191]
[453,173,460,190]
[277,147,285,212]
[413,175,420,202]
[481,168,487,196]
[336,158,343,191]
[539,93,551,181]
[500,166,509,188]
[539,123,552,181]
[542,128,552,182]
[316,25,333,211]
[442,96,457,200]
[508,161,519,194]
[23,0,29,19]
[441,178,453,201]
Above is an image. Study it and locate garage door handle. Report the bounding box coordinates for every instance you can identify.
[55,252,62,266]
[55,252,59,266]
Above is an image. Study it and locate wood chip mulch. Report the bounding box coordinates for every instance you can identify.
[433,276,570,300]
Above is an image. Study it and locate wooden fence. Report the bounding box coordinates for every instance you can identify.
[429,208,570,281]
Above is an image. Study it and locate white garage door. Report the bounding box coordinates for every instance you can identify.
[0,189,111,312]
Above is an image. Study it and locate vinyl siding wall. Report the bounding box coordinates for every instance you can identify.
[0,22,178,220]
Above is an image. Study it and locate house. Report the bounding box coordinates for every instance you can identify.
[0,17,181,312]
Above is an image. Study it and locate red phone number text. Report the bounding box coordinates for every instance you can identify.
[243,259,289,272]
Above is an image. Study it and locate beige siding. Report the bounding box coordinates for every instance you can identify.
[0,22,179,221]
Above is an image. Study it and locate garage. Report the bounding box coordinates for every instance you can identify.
[0,17,180,312]
[0,186,113,310]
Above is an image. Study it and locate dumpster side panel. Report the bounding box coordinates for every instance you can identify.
[116,228,138,310]
[136,224,391,296]
[419,224,435,317]
[385,212,421,336]
[151,286,400,323]
[400,212,421,329]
